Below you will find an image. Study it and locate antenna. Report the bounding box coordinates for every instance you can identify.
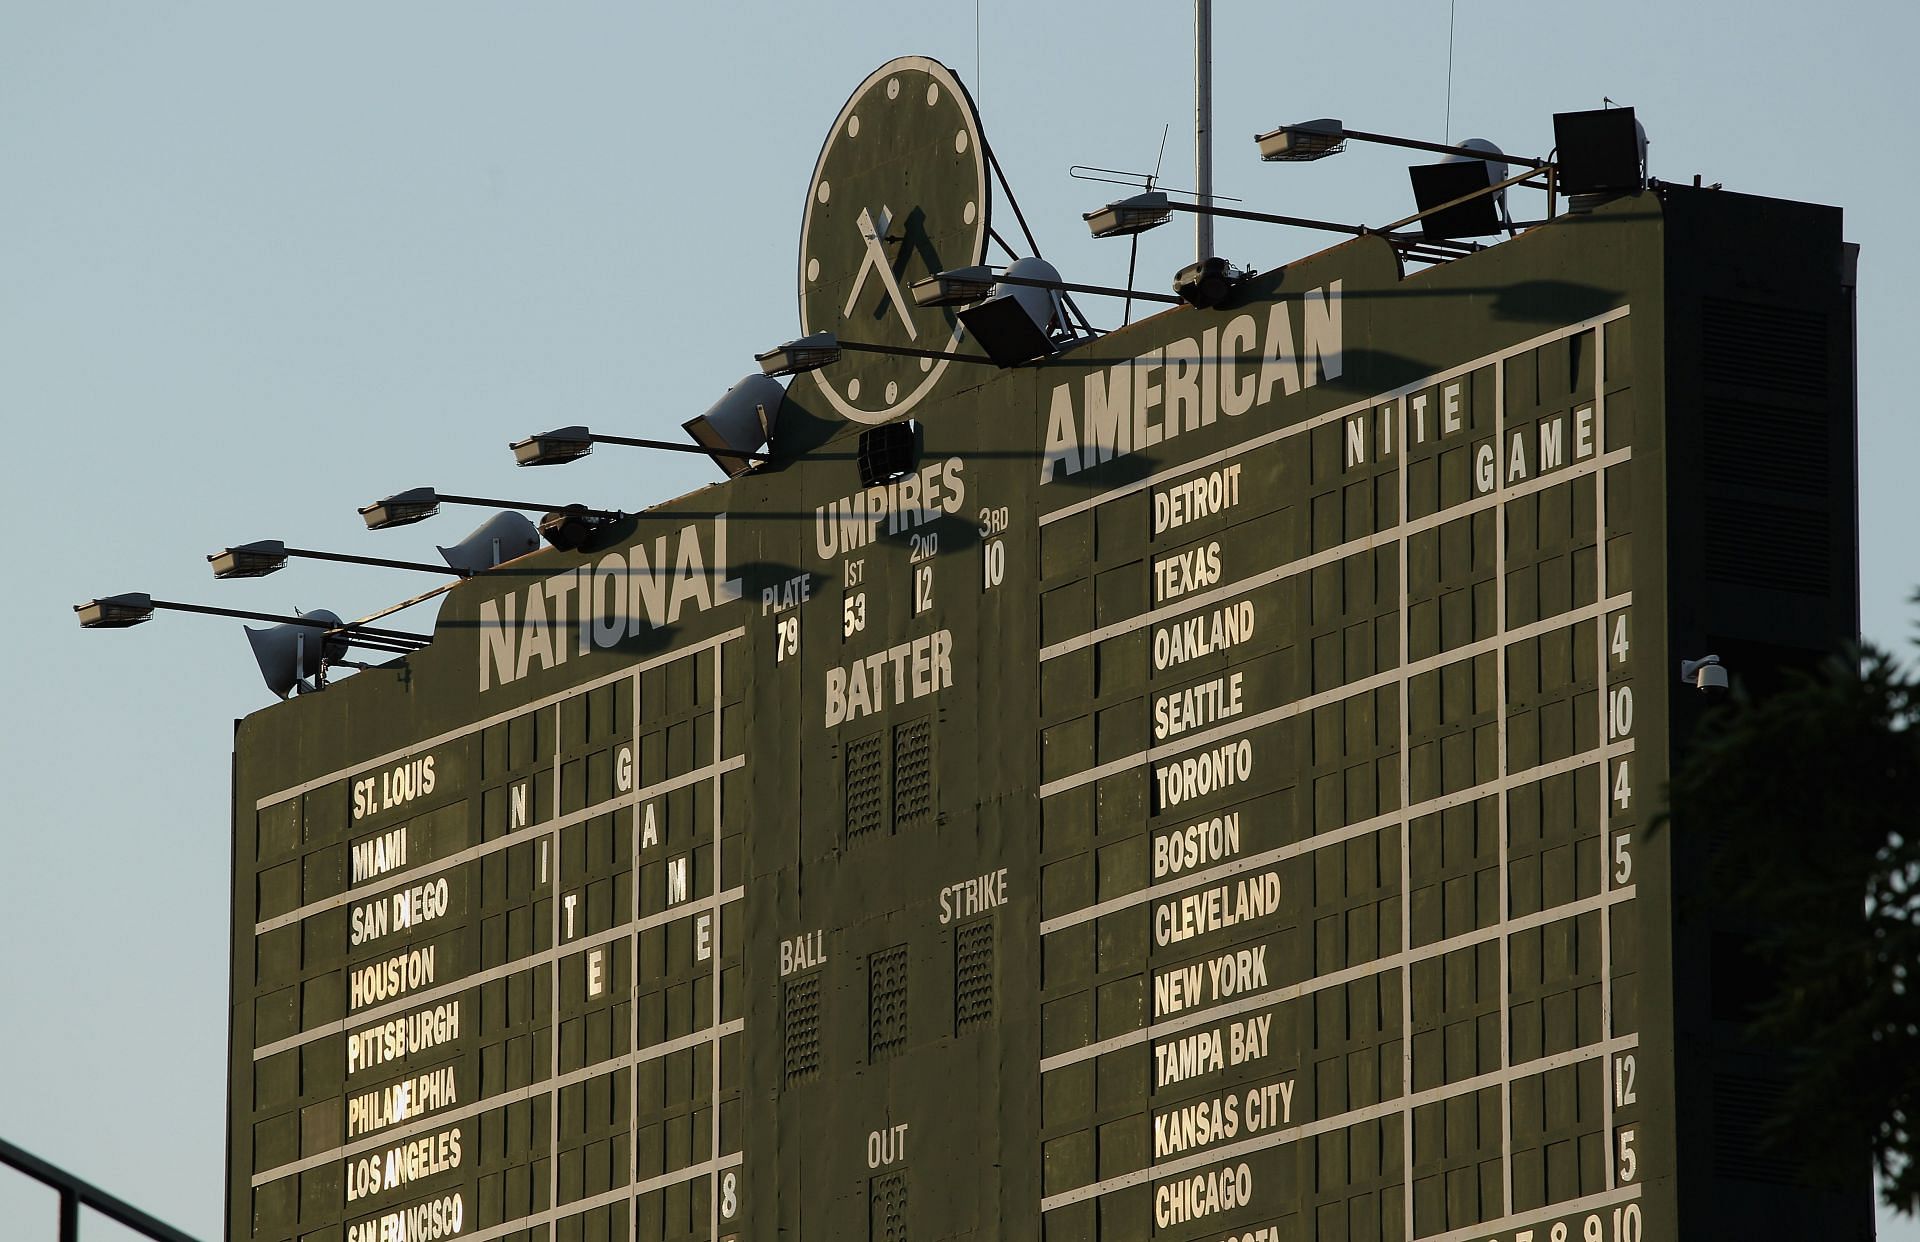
[1194,0,1213,263]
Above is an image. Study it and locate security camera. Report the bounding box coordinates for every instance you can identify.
[1679,655,1728,696]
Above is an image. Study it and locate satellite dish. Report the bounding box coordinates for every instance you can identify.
[246,609,346,699]
[438,511,540,575]
[993,257,1065,337]
[1443,138,1511,212]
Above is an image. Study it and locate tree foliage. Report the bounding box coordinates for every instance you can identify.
[1666,640,1920,1211]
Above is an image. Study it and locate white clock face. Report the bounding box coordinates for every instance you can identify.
[798,57,989,425]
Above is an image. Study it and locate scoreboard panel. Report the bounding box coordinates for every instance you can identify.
[226,61,1865,1242]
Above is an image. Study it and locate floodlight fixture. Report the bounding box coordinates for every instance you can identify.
[911,266,999,308]
[511,425,773,468]
[1255,118,1348,162]
[756,331,993,379]
[359,487,442,530]
[1256,120,1549,171]
[511,427,595,467]
[915,265,1182,309]
[1084,191,1173,239]
[73,593,429,647]
[360,488,622,532]
[756,331,841,377]
[74,592,157,629]
[1172,257,1251,309]
[209,539,469,580]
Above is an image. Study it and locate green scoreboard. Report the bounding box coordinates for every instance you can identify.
[227,58,1868,1242]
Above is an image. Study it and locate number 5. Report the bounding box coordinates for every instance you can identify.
[1613,833,1632,885]
[1618,1127,1638,1183]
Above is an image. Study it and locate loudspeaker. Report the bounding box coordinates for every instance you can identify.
[858,421,919,487]
[684,373,784,477]
[438,511,540,575]
[246,609,346,699]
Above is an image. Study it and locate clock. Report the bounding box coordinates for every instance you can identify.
[799,57,990,425]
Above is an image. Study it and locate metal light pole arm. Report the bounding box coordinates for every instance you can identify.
[586,433,771,463]
[282,547,468,577]
[991,273,1182,305]
[1338,126,1551,170]
[435,494,624,522]
[1162,200,1367,237]
[145,599,430,645]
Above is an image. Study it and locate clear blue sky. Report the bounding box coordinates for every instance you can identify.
[3,3,1914,1238]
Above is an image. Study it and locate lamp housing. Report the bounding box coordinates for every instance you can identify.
[360,487,441,530]
[911,265,998,308]
[512,427,595,467]
[1255,118,1347,162]
[756,332,841,377]
[209,540,291,580]
[74,593,155,629]
[1084,191,1172,239]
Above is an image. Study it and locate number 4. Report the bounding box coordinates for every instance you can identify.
[1612,758,1632,811]
[1610,613,1630,664]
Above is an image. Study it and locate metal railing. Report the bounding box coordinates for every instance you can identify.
[0,1137,203,1242]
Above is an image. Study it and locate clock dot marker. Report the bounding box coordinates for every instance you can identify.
[955,130,969,155]
[816,180,830,204]
[847,377,862,401]
[848,115,860,138]
[920,355,933,373]
[886,381,899,403]
[964,201,977,225]
[926,82,940,106]
[807,257,819,282]
[886,77,899,99]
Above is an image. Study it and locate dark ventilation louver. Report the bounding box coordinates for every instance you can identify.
[954,920,995,1032]
[893,717,934,832]
[783,974,821,1084]
[846,732,886,842]
[1700,297,1828,398]
[869,945,910,1060]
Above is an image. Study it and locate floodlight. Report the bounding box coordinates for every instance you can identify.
[1552,107,1645,197]
[361,489,620,532]
[1255,118,1347,162]
[911,266,999,308]
[682,373,785,478]
[1172,257,1249,309]
[511,426,595,467]
[74,593,155,629]
[210,540,465,580]
[359,487,441,530]
[1084,191,1173,239]
[756,332,841,377]
[209,541,288,579]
